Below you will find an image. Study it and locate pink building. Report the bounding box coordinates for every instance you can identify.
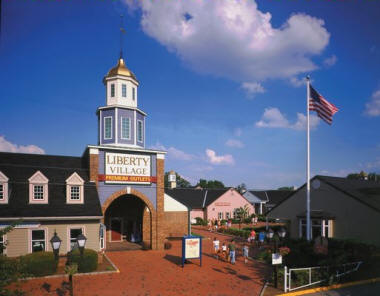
[165,187,255,222]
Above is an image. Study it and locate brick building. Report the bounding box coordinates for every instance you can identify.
[0,54,189,256]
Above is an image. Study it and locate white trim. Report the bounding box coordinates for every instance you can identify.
[0,171,9,204]
[86,144,167,154]
[156,153,165,160]
[109,217,123,242]
[29,227,48,253]
[115,108,118,144]
[143,117,146,147]
[0,234,6,255]
[120,117,131,140]
[0,216,103,221]
[89,148,99,155]
[97,106,147,116]
[134,110,137,145]
[67,225,86,251]
[100,110,103,145]
[137,120,143,143]
[104,75,139,86]
[29,171,49,204]
[103,116,113,140]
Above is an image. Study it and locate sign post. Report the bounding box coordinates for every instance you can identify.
[181,235,202,268]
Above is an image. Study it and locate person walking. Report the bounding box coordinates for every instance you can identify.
[243,244,249,264]
[213,237,220,259]
[249,229,256,246]
[228,239,236,265]
[258,231,265,248]
[221,242,228,261]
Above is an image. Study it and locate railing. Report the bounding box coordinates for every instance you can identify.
[283,261,362,292]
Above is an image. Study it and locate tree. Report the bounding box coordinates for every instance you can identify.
[196,179,225,189]
[277,186,295,191]
[236,183,247,193]
[347,171,380,182]
[235,204,251,230]
[0,221,25,296]
[164,172,191,188]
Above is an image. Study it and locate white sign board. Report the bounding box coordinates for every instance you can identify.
[272,253,282,265]
[105,152,151,184]
[168,174,176,182]
[185,238,201,259]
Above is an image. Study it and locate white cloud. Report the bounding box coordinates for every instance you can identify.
[289,76,306,87]
[0,136,45,154]
[241,82,265,97]
[150,142,194,160]
[255,107,320,130]
[365,90,380,117]
[127,0,330,82]
[205,149,234,165]
[225,139,245,148]
[323,55,337,67]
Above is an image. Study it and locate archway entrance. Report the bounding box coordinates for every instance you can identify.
[104,194,152,251]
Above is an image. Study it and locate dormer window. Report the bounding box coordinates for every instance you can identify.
[111,84,115,97]
[122,84,127,97]
[29,171,48,204]
[66,172,84,204]
[0,171,9,204]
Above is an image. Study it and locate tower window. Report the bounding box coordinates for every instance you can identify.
[104,117,112,139]
[137,120,143,143]
[121,117,131,140]
[122,84,127,97]
[132,88,136,101]
[111,84,115,97]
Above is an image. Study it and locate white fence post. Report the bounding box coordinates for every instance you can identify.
[284,266,287,292]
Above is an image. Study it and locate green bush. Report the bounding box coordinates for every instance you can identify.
[217,227,250,239]
[69,249,98,273]
[20,252,57,277]
[193,217,207,226]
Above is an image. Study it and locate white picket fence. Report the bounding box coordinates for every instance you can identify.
[283,261,362,292]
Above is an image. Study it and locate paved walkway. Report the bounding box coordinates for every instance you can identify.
[14,228,270,296]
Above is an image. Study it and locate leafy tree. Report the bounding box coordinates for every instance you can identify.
[236,183,247,193]
[347,171,380,182]
[164,172,191,188]
[0,221,26,296]
[277,186,295,191]
[235,204,251,230]
[196,179,225,189]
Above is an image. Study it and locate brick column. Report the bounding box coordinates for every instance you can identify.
[156,154,165,250]
[89,148,99,185]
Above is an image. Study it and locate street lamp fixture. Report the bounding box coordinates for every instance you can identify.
[50,231,62,260]
[266,228,274,240]
[278,227,287,239]
[77,233,87,256]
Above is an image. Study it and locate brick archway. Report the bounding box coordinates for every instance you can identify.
[102,188,157,249]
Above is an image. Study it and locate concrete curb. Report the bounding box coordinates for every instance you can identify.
[21,253,119,281]
[276,277,380,296]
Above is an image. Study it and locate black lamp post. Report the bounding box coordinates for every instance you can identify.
[76,233,87,257]
[50,231,62,261]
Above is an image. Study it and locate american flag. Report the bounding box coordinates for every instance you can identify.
[309,85,339,125]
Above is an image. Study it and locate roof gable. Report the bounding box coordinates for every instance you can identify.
[28,171,49,183]
[66,172,84,184]
[0,171,8,182]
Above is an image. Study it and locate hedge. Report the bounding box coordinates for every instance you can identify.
[69,249,98,273]
[20,252,58,277]
[217,227,250,239]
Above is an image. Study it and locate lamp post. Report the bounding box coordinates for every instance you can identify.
[76,233,87,257]
[50,231,62,261]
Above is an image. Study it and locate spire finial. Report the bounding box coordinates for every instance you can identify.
[119,14,126,59]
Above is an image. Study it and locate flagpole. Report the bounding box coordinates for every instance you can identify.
[306,76,311,241]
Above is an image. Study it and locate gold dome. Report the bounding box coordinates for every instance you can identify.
[105,58,137,81]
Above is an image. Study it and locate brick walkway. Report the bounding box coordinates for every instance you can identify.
[13,228,270,296]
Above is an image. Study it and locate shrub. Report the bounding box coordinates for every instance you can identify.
[69,249,98,273]
[193,217,207,226]
[217,227,250,239]
[20,252,57,277]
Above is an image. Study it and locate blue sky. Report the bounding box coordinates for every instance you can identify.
[1,0,379,189]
